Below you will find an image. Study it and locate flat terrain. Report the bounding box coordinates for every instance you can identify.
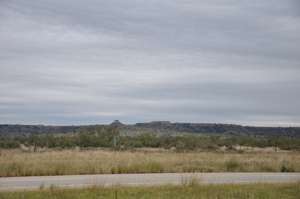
[1,183,300,199]
[1,173,300,191]
[0,149,299,177]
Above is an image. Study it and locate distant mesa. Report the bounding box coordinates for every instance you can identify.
[1,121,300,137]
[150,121,171,124]
[110,120,124,127]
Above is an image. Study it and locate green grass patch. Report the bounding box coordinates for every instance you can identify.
[0,183,300,199]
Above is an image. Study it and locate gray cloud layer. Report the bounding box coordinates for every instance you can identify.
[1,0,300,125]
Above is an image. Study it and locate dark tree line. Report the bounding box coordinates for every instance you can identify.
[0,126,300,150]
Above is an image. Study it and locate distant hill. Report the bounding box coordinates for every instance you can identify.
[0,121,300,137]
[134,121,300,137]
[0,124,80,135]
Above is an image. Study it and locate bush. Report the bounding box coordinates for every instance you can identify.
[280,165,295,172]
[225,159,241,171]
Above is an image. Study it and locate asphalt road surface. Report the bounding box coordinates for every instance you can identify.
[1,173,300,191]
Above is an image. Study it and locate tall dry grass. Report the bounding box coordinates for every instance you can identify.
[0,149,299,177]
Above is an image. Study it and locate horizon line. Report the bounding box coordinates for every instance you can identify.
[1,121,300,128]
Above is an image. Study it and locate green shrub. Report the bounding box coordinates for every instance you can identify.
[281,165,295,172]
[225,159,241,171]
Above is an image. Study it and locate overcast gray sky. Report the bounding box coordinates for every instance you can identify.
[1,0,300,126]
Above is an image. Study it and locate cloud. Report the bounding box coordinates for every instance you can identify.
[0,0,300,125]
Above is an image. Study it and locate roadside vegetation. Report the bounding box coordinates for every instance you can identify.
[1,183,300,199]
[1,126,300,151]
[0,149,299,177]
[1,126,299,176]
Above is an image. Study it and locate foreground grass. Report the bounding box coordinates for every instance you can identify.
[0,149,299,177]
[1,183,300,199]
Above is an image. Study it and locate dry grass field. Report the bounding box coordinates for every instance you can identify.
[1,183,300,199]
[0,149,299,177]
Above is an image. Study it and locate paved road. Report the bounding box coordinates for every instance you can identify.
[1,173,300,191]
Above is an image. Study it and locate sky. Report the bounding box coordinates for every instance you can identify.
[0,0,300,126]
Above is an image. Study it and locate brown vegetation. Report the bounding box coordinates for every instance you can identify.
[0,149,299,177]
